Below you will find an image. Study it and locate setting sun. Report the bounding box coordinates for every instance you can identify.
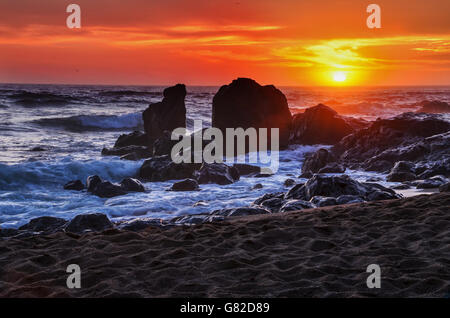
[333,71,347,82]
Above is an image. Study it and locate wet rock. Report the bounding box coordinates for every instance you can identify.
[310,196,337,207]
[415,176,448,189]
[143,84,186,143]
[417,100,450,114]
[30,146,46,152]
[439,182,450,192]
[213,207,271,217]
[336,195,364,205]
[253,192,285,212]
[114,131,149,148]
[92,181,127,198]
[19,216,67,233]
[194,162,240,185]
[171,214,224,225]
[391,184,411,190]
[120,178,145,192]
[102,145,152,160]
[153,130,180,156]
[86,175,102,193]
[233,163,261,176]
[212,78,292,149]
[290,104,358,145]
[301,148,336,174]
[283,178,296,187]
[386,161,417,182]
[298,171,313,179]
[65,213,114,234]
[252,183,263,190]
[139,155,199,182]
[279,200,314,212]
[318,163,346,174]
[170,178,199,191]
[116,218,168,231]
[64,180,85,191]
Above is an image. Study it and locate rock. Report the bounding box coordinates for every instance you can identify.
[318,163,346,174]
[143,84,186,143]
[139,155,199,182]
[153,130,180,156]
[333,113,450,172]
[212,78,292,149]
[415,176,448,189]
[114,131,149,148]
[86,175,102,192]
[283,178,296,187]
[287,174,400,202]
[116,218,168,231]
[439,182,450,192]
[386,161,417,182]
[19,216,67,233]
[252,183,263,190]
[417,100,450,113]
[232,163,261,176]
[65,213,114,234]
[171,214,225,225]
[170,178,199,191]
[416,157,450,179]
[253,192,285,212]
[213,207,271,217]
[120,178,145,192]
[391,184,411,190]
[279,200,314,212]
[92,181,127,198]
[101,145,152,160]
[30,146,46,152]
[298,171,313,179]
[336,195,364,205]
[310,196,337,207]
[290,104,358,145]
[301,148,336,174]
[194,162,240,185]
[63,180,84,191]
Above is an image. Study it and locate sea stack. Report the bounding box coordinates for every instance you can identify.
[212,78,292,149]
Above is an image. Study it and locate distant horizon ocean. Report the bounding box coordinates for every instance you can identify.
[1,83,449,228]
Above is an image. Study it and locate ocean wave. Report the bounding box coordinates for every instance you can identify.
[33,112,143,131]
[10,91,77,107]
[0,158,142,190]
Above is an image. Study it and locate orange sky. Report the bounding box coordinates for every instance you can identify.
[0,0,449,86]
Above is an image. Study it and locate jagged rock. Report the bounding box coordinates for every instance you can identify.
[143,84,186,143]
[233,163,261,176]
[212,207,271,217]
[194,163,240,185]
[310,196,337,207]
[170,178,199,191]
[102,145,152,160]
[153,130,180,156]
[65,213,114,234]
[415,176,448,189]
[283,178,296,187]
[318,163,346,174]
[19,216,67,233]
[336,195,364,205]
[301,148,336,174]
[391,184,411,190]
[279,200,314,212]
[114,131,149,148]
[120,178,145,192]
[290,104,361,145]
[92,181,127,198]
[86,175,102,192]
[439,182,450,192]
[170,214,225,225]
[417,100,450,113]
[139,155,199,182]
[252,192,285,212]
[63,180,84,191]
[212,78,292,149]
[116,218,168,231]
[386,161,417,182]
[251,183,263,190]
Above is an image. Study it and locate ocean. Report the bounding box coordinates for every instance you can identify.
[1,83,449,228]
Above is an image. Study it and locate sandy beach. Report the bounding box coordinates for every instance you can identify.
[1,192,448,298]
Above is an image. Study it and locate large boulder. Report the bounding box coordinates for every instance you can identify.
[142,84,186,143]
[65,213,114,234]
[119,178,145,192]
[92,181,127,198]
[139,155,199,182]
[386,161,417,182]
[86,175,102,193]
[417,100,450,113]
[170,178,199,191]
[114,131,149,148]
[290,104,360,145]
[212,78,292,149]
[19,216,67,233]
[63,180,85,191]
[194,163,240,185]
[301,148,337,174]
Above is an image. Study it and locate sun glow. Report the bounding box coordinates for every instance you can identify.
[333,71,347,82]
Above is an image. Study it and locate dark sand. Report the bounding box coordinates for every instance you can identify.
[1,193,449,298]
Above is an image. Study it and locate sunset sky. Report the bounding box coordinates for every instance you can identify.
[0,0,449,86]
